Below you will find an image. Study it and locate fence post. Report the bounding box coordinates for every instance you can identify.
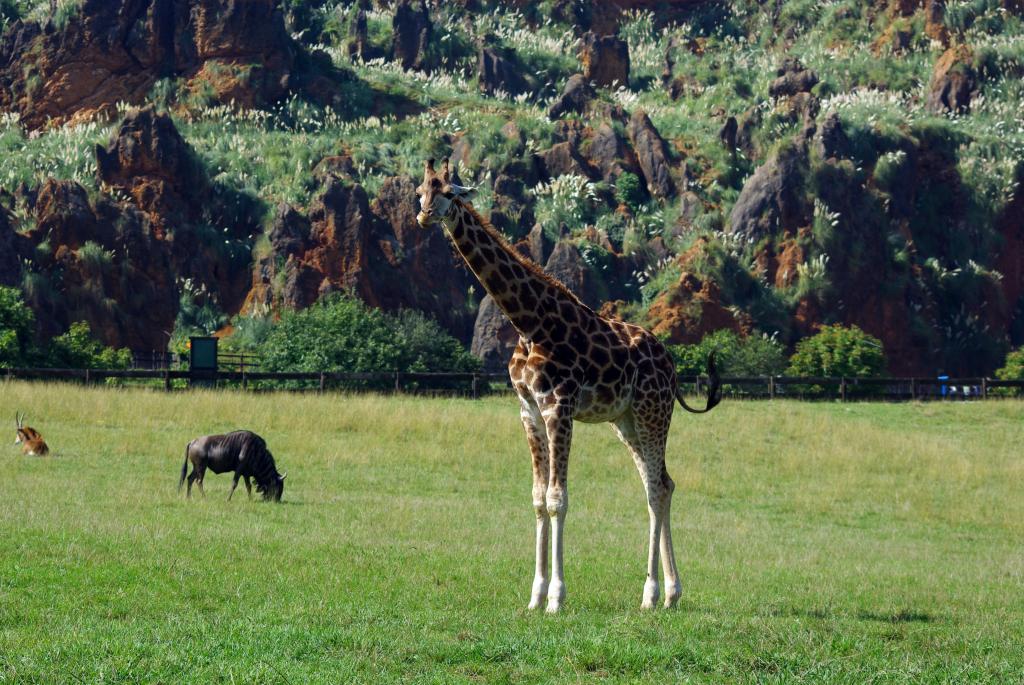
[319,371,325,394]
[164,368,171,392]
[768,376,775,400]
[394,372,401,393]
[981,377,988,400]
[84,369,90,386]
[910,378,917,400]
[840,377,847,402]
[471,373,479,400]
[242,370,248,391]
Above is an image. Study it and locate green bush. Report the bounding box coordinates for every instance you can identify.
[614,173,645,213]
[995,347,1024,380]
[0,286,36,368]
[787,324,886,377]
[669,329,787,377]
[260,295,479,387]
[47,321,131,369]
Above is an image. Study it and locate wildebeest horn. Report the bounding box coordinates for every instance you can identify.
[280,472,287,480]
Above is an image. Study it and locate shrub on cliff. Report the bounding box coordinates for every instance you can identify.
[787,324,886,378]
[0,286,37,368]
[669,329,787,377]
[261,295,479,383]
[46,321,131,369]
[995,348,1024,382]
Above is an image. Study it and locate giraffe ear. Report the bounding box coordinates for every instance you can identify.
[444,183,476,200]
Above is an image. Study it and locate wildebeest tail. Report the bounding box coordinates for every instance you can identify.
[676,351,723,414]
[178,441,191,491]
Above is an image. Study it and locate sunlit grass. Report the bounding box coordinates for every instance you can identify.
[0,382,1021,682]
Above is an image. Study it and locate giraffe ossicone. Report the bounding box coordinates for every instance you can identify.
[416,157,721,612]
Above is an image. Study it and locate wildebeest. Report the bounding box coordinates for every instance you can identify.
[179,430,286,501]
[14,413,49,456]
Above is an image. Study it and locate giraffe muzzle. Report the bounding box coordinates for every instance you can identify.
[416,210,433,227]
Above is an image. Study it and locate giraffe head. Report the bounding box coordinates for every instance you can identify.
[416,158,476,228]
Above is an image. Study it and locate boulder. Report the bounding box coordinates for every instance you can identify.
[579,31,630,88]
[540,141,601,180]
[585,121,639,182]
[927,45,977,114]
[95,106,207,223]
[548,74,595,119]
[815,112,852,160]
[543,240,604,308]
[347,4,370,61]
[768,57,819,98]
[925,0,950,45]
[471,294,522,371]
[719,116,738,150]
[392,0,432,71]
[478,39,532,96]
[729,143,810,242]
[626,109,676,200]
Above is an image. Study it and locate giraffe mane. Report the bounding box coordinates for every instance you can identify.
[457,200,586,309]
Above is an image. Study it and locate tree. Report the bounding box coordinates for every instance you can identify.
[260,295,479,387]
[995,348,1024,381]
[0,286,37,368]
[47,321,131,369]
[787,324,886,377]
[668,329,787,376]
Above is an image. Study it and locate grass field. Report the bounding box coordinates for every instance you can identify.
[0,382,1022,683]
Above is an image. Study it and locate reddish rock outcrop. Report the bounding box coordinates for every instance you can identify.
[25,179,179,349]
[927,45,977,114]
[246,175,476,341]
[0,0,298,129]
[626,109,676,200]
[96,106,207,228]
[579,31,630,88]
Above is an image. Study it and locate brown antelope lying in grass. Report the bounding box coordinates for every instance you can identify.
[14,413,49,456]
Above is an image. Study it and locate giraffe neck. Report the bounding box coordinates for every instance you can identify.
[442,201,586,342]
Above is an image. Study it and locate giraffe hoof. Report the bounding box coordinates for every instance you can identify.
[664,584,682,609]
[545,600,562,614]
[527,598,544,611]
[641,579,660,609]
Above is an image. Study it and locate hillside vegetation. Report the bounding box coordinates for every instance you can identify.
[0,0,1022,375]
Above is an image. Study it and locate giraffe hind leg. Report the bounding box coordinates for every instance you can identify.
[614,409,677,609]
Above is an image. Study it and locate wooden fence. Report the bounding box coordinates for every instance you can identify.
[3,367,1024,400]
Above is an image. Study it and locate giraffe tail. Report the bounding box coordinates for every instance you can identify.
[677,351,722,414]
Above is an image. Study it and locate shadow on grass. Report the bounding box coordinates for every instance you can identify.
[856,609,935,624]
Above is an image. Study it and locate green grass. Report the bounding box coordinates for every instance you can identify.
[1,382,1022,683]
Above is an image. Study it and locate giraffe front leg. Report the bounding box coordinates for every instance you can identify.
[543,404,573,614]
[521,398,550,610]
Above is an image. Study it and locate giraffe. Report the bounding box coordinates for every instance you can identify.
[416,159,721,612]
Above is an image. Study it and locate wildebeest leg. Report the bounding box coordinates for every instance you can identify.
[186,468,198,499]
[228,472,241,501]
[196,464,207,497]
[244,476,252,500]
